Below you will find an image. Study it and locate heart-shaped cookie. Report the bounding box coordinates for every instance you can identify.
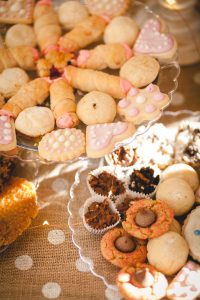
[86,121,136,158]
[134,18,177,60]
[0,0,35,25]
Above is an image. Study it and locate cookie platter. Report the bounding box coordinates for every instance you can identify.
[0,0,180,163]
[68,110,200,297]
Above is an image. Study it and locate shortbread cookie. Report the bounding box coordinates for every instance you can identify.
[77,91,116,125]
[85,0,130,18]
[0,68,29,99]
[58,1,89,30]
[147,231,189,276]
[38,128,85,162]
[15,107,55,137]
[182,206,200,263]
[134,18,177,60]
[167,261,200,300]
[0,114,17,151]
[104,16,139,46]
[5,24,36,48]
[0,0,35,25]
[117,84,170,125]
[86,122,136,158]
[120,55,160,88]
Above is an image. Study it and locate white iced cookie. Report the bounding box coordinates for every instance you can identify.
[5,24,36,48]
[15,107,55,138]
[77,91,116,125]
[58,1,89,30]
[161,163,199,192]
[0,68,29,98]
[156,178,195,216]
[104,16,139,47]
[147,231,189,275]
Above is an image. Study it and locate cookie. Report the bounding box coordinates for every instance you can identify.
[182,206,200,263]
[169,219,182,235]
[77,91,116,125]
[162,163,199,192]
[134,18,177,60]
[85,0,130,18]
[101,227,147,268]
[58,1,89,30]
[120,55,160,88]
[0,68,30,98]
[147,231,189,276]
[156,178,195,216]
[5,24,36,48]
[38,128,85,162]
[117,84,170,125]
[167,261,200,300]
[122,199,174,239]
[174,122,200,168]
[0,114,17,152]
[15,107,55,138]
[0,0,35,25]
[0,177,38,247]
[86,121,136,158]
[195,186,200,203]
[104,16,139,46]
[0,156,16,193]
[117,264,168,300]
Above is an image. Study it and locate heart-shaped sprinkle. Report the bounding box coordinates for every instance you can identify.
[145,104,156,113]
[153,91,164,101]
[128,107,139,117]
[135,94,146,104]
[118,98,130,108]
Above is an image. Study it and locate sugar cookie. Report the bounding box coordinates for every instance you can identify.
[104,16,139,46]
[85,0,130,18]
[15,107,55,138]
[120,55,160,88]
[38,128,85,162]
[86,122,136,158]
[77,91,116,125]
[58,1,89,30]
[117,84,170,125]
[134,18,177,60]
[5,24,36,48]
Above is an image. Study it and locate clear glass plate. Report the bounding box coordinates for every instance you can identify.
[0,0,180,163]
[68,110,200,292]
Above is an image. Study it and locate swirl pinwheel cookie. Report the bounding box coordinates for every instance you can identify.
[134,18,177,60]
[117,84,170,125]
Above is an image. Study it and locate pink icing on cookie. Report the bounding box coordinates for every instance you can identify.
[37,0,52,6]
[118,98,130,108]
[145,104,156,113]
[134,18,174,54]
[31,48,40,61]
[128,107,139,117]
[56,113,74,128]
[128,87,138,97]
[122,43,133,60]
[88,122,128,150]
[0,116,13,145]
[76,50,91,66]
[0,110,15,118]
[146,83,155,93]
[153,91,164,101]
[120,79,132,94]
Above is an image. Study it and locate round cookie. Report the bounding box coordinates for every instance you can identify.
[169,219,182,235]
[156,178,195,216]
[100,227,147,268]
[85,0,130,18]
[58,1,89,30]
[122,199,174,240]
[104,16,139,47]
[5,24,36,48]
[15,107,55,138]
[0,68,30,99]
[120,55,160,88]
[147,231,189,275]
[182,206,200,263]
[162,163,199,191]
[77,91,116,125]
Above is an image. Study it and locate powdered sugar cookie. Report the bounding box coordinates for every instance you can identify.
[5,24,36,48]
[120,55,160,88]
[86,122,136,158]
[85,0,130,18]
[38,128,85,162]
[134,18,177,61]
[117,84,170,125]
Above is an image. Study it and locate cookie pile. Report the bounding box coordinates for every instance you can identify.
[0,0,178,162]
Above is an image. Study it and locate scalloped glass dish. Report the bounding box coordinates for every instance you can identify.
[0,0,180,163]
[68,110,200,291]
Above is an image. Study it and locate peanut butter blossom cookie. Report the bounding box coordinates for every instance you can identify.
[122,199,174,239]
[100,227,147,268]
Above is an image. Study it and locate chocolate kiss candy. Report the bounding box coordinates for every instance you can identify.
[115,235,136,253]
[133,269,154,288]
[135,208,156,227]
